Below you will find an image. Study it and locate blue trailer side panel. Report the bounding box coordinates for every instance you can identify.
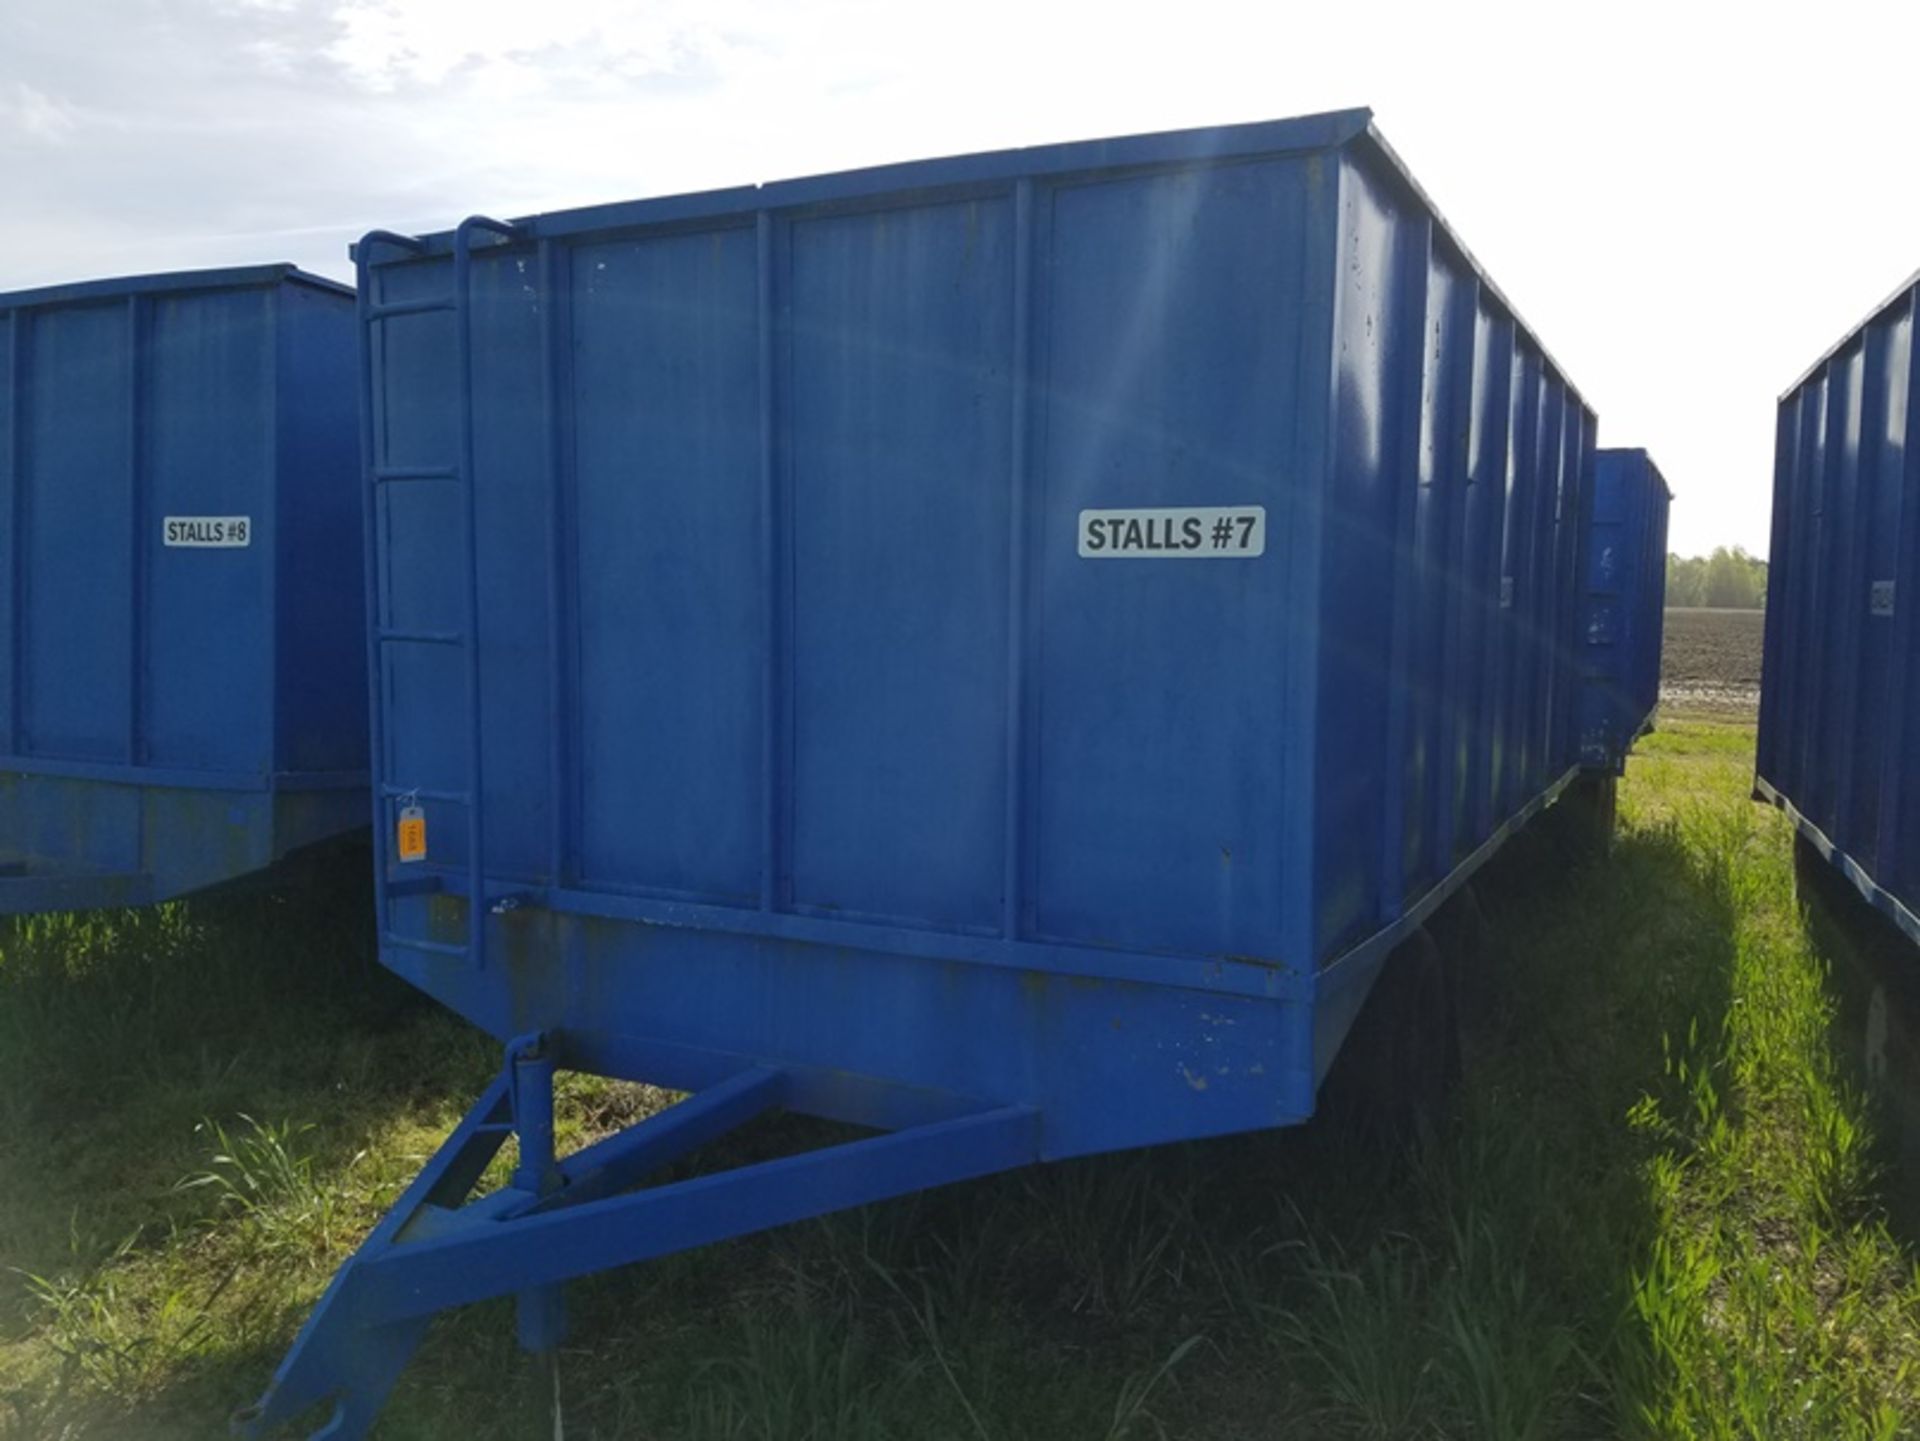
[1580,449,1672,772]
[570,230,761,902]
[1759,273,1920,943]
[0,314,9,752]
[276,282,371,777]
[244,113,1640,1438]
[790,198,1013,932]
[1462,307,1515,852]
[1314,152,1407,956]
[0,267,367,912]
[1032,160,1306,959]
[360,111,1603,1167]
[147,286,274,771]
[0,313,10,752]
[1636,463,1673,740]
[25,302,133,759]
[1314,148,1595,963]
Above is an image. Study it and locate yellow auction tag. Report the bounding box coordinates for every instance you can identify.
[396,805,427,863]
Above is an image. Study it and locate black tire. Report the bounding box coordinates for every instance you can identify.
[1792,830,1832,895]
[1553,771,1618,862]
[1426,881,1499,1057]
[1320,927,1459,1142]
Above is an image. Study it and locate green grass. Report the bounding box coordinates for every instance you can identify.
[2,721,1917,1438]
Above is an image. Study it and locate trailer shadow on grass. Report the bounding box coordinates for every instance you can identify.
[1792,838,1920,1238]
[7,722,1918,1439]
[0,849,499,1439]
[338,798,1754,1441]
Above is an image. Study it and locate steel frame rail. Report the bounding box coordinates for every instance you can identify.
[234,1037,1038,1439]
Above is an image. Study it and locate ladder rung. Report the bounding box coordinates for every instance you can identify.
[381,784,473,804]
[369,227,504,979]
[379,628,466,647]
[374,465,459,483]
[367,298,454,320]
[382,933,469,958]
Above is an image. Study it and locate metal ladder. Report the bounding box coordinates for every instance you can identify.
[357,216,527,971]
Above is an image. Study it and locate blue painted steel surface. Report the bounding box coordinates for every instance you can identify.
[0,265,367,912]
[1759,268,1920,946]
[1579,449,1673,773]
[238,1056,1040,1436]
[251,109,1628,1435]
[356,106,1604,1138]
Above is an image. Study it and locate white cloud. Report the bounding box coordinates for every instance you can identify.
[6,81,79,142]
[322,0,743,91]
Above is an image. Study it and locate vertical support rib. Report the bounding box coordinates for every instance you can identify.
[1512,366,1539,799]
[1276,157,1334,995]
[1543,402,1568,772]
[1376,217,1431,922]
[1558,407,1578,771]
[1757,401,1797,778]
[1833,331,1883,851]
[1507,355,1541,814]
[540,238,569,889]
[757,209,780,912]
[1795,383,1829,806]
[455,234,484,958]
[5,309,26,756]
[1467,311,1510,850]
[1001,179,1033,940]
[356,258,388,935]
[1528,378,1562,793]
[1432,276,1476,869]
[125,295,145,765]
[1874,292,1920,884]
[1549,399,1581,773]
[1814,359,1849,825]
[259,287,283,788]
[452,220,505,961]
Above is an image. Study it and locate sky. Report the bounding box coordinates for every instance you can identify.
[4,0,1918,558]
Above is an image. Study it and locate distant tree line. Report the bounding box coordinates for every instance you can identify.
[1666,547,1768,610]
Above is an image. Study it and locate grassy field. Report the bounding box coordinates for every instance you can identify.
[4,719,1919,1439]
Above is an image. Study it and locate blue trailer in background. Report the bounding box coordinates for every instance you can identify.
[244,109,1660,1436]
[0,266,368,914]
[1758,268,1920,947]
[1580,449,1673,774]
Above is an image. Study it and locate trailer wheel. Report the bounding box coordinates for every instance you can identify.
[1426,881,1498,1054]
[1322,927,1459,1141]
[1553,772,1618,861]
[1396,927,1462,1106]
[1792,831,1830,894]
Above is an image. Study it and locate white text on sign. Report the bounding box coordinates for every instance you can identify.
[1078,506,1266,559]
[163,516,252,548]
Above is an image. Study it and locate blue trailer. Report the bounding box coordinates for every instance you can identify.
[244,109,1647,1435]
[1579,449,1672,774]
[1758,268,1920,947]
[0,266,367,914]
